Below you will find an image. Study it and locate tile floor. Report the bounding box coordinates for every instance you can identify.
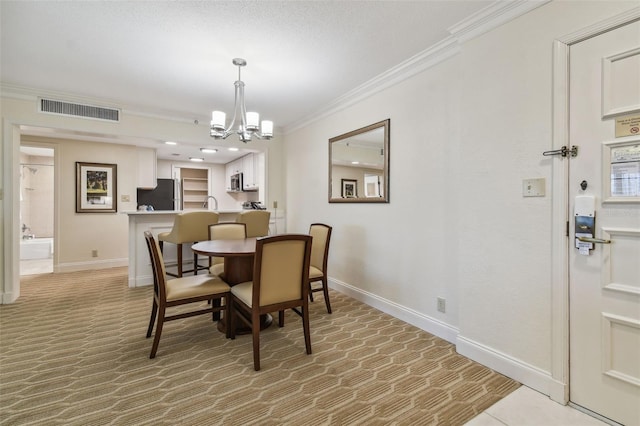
[465,386,608,426]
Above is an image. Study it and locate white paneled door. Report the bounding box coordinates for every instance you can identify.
[568,20,640,426]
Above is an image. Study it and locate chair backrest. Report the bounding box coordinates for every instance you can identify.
[309,223,332,274]
[208,223,247,266]
[208,222,247,240]
[165,211,219,243]
[144,231,168,302]
[252,234,312,308]
[236,210,271,238]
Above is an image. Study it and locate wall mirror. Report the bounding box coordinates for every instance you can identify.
[329,119,390,203]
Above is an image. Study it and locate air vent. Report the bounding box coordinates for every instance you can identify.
[39,98,120,122]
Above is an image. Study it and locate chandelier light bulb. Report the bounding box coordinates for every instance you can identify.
[261,120,273,137]
[209,58,274,143]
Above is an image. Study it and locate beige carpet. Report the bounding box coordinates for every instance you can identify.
[0,267,520,425]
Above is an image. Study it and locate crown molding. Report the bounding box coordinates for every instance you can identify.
[285,0,552,135]
[285,37,460,134]
[557,6,640,45]
[448,0,550,43]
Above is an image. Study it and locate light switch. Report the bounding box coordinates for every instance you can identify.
[121,194,130,202]
[523,178,545,197]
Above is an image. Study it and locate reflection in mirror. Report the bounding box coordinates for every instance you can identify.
[329,119,389,203]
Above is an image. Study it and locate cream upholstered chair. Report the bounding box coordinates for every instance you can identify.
[207,223,247,277]
[235,210,271,238]
[158,211,219,277]
[144,231,230,359]
[229,234,312,371]
[308,223,333,313]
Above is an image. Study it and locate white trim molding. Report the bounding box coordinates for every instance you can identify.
[448,0,551,43]
[329,278,459,345]
[285,0,551,134]
[456,335,560,398]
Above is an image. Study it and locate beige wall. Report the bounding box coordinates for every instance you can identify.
[1,96,286,301]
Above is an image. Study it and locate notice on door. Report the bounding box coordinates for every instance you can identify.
[610,144,640,197]
[615,113,640,138]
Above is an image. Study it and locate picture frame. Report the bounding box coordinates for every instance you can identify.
[76,162,117,213]
[341,179,358,198]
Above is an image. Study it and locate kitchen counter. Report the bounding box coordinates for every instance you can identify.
[124,209,284,287]
[123,209,243,215]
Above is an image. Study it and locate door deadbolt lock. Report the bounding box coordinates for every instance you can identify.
[580,180,588,190]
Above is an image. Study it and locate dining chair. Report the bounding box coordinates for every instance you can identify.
[208,222,247,277]
[228,234,312,371]
[235,210,271,237]
[158,211,219,277]
[144,231,231,359]
[308,223,333,314]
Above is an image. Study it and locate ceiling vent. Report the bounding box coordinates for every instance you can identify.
[39,98,120,122]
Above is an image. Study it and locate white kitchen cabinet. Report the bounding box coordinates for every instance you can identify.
[137,147,157,188]
[257,151,265,197]
[225,158,243,192]
[242,153,256,191]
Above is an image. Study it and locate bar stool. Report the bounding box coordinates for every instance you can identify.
[235,210,271,237]
[158,211,219,277]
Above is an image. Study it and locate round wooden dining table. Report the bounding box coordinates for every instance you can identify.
[191,237,272,333]
[191,237,257,285]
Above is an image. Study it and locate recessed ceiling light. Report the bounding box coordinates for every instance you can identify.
[165,141,177,145]
[200,148,218,154]
[189,157,204,162]
[351,161,360,165]
[228,147,239,152]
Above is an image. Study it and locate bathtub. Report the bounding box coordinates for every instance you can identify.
[20,238,53,260]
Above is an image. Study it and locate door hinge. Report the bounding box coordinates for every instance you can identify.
[543,145,578,158]
[566,220,570,237]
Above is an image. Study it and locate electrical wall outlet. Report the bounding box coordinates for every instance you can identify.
[437,297,446,313]
[91,249,98,257]
[121,194,130,202]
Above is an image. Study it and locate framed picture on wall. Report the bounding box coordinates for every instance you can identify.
[341,179,358,198]
[76,162,117,213]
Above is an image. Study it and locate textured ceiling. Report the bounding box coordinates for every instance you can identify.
[1,0,493,161]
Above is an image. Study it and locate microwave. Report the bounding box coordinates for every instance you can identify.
[230,173,243,192]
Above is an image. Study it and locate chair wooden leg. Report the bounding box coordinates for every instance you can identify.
[278,310,285,327]
[224,296,232,339]
[322,278,332,314]
[176,244,183,277]
[229,299,236,340]
[193,251,199,275]
[146,299,158,338]
[252,310,261,371]
[302,304,312,355]
[150,308,165,359]
[212,298,221,321]
[309,282,314,302]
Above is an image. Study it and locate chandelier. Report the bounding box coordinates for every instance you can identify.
[210,58,273,143]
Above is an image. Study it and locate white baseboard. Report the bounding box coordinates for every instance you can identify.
[329,277,559,399]
[56,258,128,273]
[329,278,459,344]
[456,335,556,397]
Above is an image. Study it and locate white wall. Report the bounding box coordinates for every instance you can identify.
[283,0,638,396]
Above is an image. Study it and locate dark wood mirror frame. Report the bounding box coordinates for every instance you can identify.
[329,119,390,203]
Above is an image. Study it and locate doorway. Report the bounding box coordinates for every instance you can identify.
[19,145,55,275]
[567,20,639,426]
